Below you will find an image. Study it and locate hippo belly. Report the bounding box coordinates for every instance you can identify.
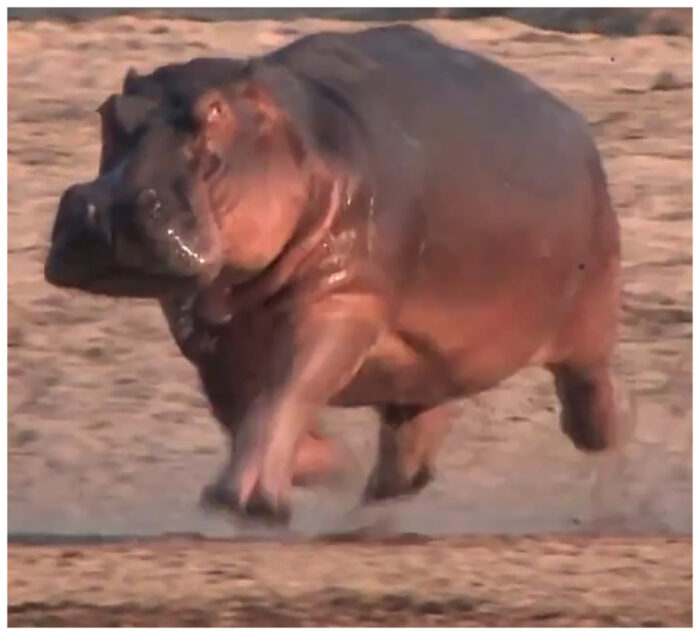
[333,175,598,408]
[332,263,580,408]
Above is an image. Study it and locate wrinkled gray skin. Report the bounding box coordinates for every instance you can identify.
[45,26,621,524]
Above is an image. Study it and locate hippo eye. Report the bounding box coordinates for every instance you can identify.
[201,152,222,181]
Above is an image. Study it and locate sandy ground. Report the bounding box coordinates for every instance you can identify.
[7,15,692,626]
[7,535,692,627]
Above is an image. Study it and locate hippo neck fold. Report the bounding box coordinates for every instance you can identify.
[190,60,374,325]
[194,171,350,324]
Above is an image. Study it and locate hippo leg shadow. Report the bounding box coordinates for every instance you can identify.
[363,402,452,502]
[548,361,620,452]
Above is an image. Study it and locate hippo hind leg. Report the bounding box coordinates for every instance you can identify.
[364,402,452,502]
[548,360,619,451]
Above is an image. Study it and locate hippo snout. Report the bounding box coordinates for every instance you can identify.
[45,179,223,298]
[44,184,114,289]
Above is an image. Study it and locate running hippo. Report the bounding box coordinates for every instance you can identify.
[44,25,621,523]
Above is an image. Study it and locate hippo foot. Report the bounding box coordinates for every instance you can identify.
[199,483,291,525]
[363,464,434,503]
[551,362,620,453]
[560,414,609,452]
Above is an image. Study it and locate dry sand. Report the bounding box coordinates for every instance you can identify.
[8,535,691,627]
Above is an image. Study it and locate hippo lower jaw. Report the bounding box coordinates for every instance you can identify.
[45,254,200,298]
[45,215,225,299]
[84,271,200,298]
[44,241,200,300]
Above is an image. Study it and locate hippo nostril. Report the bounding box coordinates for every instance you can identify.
[79,198,111,246]
[55,186,106,243]
[138,189,162,224]
[139,189,160,209]
[86,202,97,224]
[94,208,112,247]
[78,194,112,245]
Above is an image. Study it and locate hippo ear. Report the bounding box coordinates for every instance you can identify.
[239,79,308,164]
[96,95,124,174]
[239,80,284,132]
[98,94,157,137]
[114,95,158,135]
[122,67,140,92]
[96,94,116,117]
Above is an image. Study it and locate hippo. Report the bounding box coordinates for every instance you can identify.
[44,25,621,523]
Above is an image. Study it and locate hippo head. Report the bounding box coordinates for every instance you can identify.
[44,63,312,299]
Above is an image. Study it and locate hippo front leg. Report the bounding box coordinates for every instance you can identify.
[204,300,384,523]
